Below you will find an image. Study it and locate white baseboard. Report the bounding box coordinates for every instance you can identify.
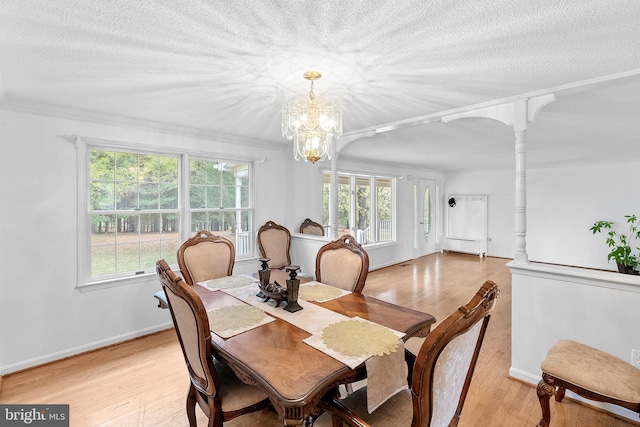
[508,367,539,385]
[0,322,173,376]
[370,258,412,271]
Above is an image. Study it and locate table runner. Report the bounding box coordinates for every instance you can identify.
[198,274,257,291]
[304,317,407,413]
[302,317,405,369]
[364,340,408,413]
[222,284,348,335]
[222,283,407,411]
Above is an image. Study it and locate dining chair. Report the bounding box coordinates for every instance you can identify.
[536,339,640,427]
[315,235,369,293]
[257,220,291,270]
[154,231,235,310]
[178,230,236,286]
[315,280,499,427]
[156,259,277,427]
[300,218,325,236]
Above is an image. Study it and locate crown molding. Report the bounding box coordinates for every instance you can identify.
[57,133,272,165]
[345,69,640,136]
[0,98,288,152]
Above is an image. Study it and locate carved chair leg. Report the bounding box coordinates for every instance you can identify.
[186,384,198,427]
[537,376,555,427]
[555,385,566,402]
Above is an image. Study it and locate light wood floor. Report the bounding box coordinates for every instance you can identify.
[1,252,637,426]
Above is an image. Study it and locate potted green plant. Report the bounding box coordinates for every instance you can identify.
[590,214,640,274]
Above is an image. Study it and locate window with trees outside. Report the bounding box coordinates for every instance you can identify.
[87,148,253,284]
[188,159,252,257]
[322,172,394,244]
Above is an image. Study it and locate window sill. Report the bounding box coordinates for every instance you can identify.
[76,271,163,292]
[362,240,396,250]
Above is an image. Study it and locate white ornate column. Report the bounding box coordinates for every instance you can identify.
[513,126,528,263]
[330,146,339,240]
[442,94,554,263]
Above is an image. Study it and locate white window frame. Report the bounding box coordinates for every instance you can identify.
[186,156,254,259]
[72,135,257,291]
[322,170,396,245]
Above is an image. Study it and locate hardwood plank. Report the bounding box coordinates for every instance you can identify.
[1,252,637,426]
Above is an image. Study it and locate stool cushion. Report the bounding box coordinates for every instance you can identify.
[154,290,168,308]
[541,340,640,403]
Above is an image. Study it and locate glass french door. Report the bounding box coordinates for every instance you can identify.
[413,179,438,258]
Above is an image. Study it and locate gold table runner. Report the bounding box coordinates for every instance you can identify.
[298,281,349,302]
[303,317,408,413]
[207,304,274,339]
[321,318,400,357]
[302,317,405,369]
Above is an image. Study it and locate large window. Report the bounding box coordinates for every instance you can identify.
[89,150,180,279]
[85,145,253,285]
[322,172,394,244]
[189,159,252,256]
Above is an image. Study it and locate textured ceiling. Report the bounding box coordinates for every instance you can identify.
[1,0,639,170]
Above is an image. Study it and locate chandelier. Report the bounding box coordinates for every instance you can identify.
[282,71,342,163]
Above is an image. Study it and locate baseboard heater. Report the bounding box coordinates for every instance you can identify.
[441,236,487,258]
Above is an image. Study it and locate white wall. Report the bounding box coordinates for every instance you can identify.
[0,108,443,374]
[528,163,640,270]
[445,161,640,269]
[283,160,325,230]
[447,161,640,422]
[0,108,291,374]
[444,169,515,258]
[510,263,640,421]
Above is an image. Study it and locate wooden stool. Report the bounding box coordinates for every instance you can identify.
[537,340,640,427]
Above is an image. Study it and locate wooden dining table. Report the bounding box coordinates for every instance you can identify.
[192,281,436,426]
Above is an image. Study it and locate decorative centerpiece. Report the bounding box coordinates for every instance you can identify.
[256,257,288,307]
[256,257,271,298]
[259,280,288,307]
[283,265,303,313]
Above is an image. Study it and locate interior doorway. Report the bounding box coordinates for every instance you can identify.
[413,179,438,258]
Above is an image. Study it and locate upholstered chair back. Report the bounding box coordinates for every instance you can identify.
[316,281,498,427]
[157,259,217,397]
[316,235,369,293]
[299,218,325,236]
[178,230,235,286]
[257,221,291,269]
[411,281,498,426]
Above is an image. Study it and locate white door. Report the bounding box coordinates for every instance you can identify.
[413,179,438,258]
